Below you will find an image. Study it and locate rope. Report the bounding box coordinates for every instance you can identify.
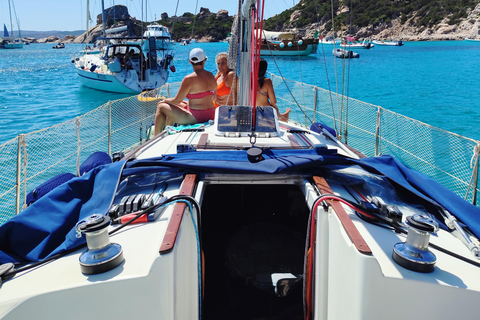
[470,142,480,169]
[465,142,480,200]
[19,135,28,210]
[75,117,82,176]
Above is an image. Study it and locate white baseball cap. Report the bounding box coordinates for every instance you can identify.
[189,48,207,63]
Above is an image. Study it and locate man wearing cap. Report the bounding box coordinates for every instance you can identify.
[154,48,217,135]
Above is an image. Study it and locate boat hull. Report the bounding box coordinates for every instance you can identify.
[75,67,169,94]
[372,40,404,46]
[260,38,318,56]
[3,42,23,49]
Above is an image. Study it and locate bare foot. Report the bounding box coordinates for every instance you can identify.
[279,107,291,121]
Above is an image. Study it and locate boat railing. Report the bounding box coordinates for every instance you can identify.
[0,77,479,225]
[269,73,480,208]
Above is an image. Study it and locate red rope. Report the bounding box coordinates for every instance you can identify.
[306,195,377,319]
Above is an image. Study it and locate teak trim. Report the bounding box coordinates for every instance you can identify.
[159,174,197,254]
[313,176,372,255]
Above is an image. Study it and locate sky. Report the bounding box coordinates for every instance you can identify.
[1,0,297,32]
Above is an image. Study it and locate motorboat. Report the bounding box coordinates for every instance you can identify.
[53,42,65,49]
[340,37,373,49]
[1,0,480,319]
[143,22,174,50]
[319,36,341,45]
[260,30,318,56]
[333,47,359,58]
[372,39,404,46]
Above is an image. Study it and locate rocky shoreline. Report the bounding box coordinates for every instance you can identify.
[22,3,480,44]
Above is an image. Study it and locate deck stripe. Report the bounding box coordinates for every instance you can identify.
[313,176,372,255]
[159,174,197,254]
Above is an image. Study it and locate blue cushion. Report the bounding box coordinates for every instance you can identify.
[79,151,112,176]
[26,172,76,206]
[310,122,337,137]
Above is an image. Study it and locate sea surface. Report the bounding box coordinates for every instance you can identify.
[1,41,480,145]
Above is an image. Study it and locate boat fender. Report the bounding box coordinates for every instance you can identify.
[310,122,336,137]
[298,40,303,45]
[280,42,285,48]
[79,151,112,176]
[26,172,76,206]
[288,41,293,47]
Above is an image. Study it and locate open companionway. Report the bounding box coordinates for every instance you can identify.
[201,183,310,320]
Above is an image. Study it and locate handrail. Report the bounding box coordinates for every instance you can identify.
[159,174,197,254]
[313,176,372,255]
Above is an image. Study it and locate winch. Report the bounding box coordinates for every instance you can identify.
[76,214,124,275]
[392,213,438,273]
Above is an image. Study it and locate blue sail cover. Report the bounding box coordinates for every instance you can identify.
[0,149,479,264]
[0,161,125,264]
[3,24,8,37]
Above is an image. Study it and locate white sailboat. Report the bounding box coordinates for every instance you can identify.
[72,2,174,93]
[1,0,480,319]
[0,0,23,49]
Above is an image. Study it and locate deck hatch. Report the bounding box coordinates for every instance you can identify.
[215,106,279,137]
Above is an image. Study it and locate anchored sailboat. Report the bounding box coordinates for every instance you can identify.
[72,2,175,94]
[0,0,23,49]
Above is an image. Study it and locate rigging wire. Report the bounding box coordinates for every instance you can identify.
[314,0,339,135]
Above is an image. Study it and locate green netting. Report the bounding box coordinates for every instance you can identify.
[0,78,478,225]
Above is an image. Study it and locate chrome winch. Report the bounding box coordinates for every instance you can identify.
[75,214,124,275]
[392,213,438,273]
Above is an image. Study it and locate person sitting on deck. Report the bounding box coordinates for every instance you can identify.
[213,52,237,108]
[154,48,217,135]
[256,58,290,122]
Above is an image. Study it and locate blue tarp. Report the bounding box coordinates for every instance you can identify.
[0,150,479,264]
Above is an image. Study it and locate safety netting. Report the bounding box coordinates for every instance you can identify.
[0,78,478,225]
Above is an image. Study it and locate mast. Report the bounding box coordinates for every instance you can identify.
[238,0,256,106]
[101,0,106,37]
[86,0,90,39]
[8,0,14,37]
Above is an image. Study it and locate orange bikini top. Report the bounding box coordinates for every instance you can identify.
[216,74,231,96]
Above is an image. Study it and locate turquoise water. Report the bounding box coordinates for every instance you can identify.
[1,41,479,145]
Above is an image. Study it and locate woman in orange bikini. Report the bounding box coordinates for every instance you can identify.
[256,58,290,122]
[213,52,237,108]
[154,48,217,135]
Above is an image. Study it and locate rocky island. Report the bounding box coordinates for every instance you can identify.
[23,0,480,44]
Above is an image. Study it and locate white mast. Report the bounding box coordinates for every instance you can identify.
[86,0,90,39]
[8,0,14,37]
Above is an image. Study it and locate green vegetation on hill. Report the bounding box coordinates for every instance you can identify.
[158,12,233,41]
[264,0,479,32]
[148,0,479,41]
